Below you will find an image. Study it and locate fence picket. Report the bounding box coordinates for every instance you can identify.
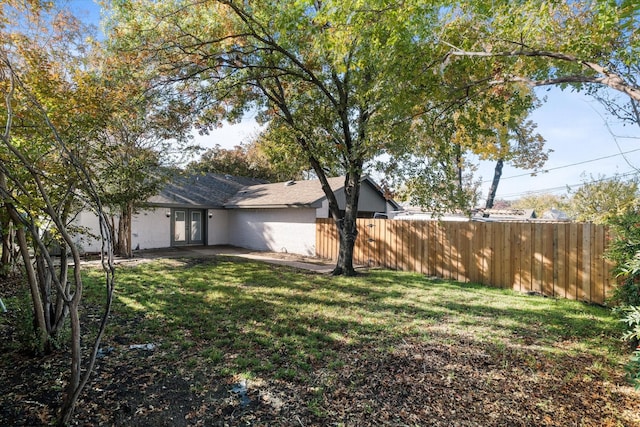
[582,223,592,302]
[502,222,512,289]
[542,224,555,297]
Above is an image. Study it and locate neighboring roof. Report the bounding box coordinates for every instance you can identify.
[474,208,537,221]
[225,176,346,208]
[148,173,266,208]
[392,208,539,222]
[541,208,570,221]
[394,211,471,222]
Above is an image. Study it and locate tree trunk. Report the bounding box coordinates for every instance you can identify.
[0,172,13,276]
[455,146,463,190]
[295,137,358,276]
[116,203,133,258]
[57,207,114,427]
[333,173,361,276]
[117,203,133,258]
[12,217,49,352]
[109,215,120,255]
[125,203,133,257]
[58,290,81,426]
[52,243,70,338]
[35,254,53,335]
[485,158,504,209]
[0,213,12,276]
[117,213,125,256]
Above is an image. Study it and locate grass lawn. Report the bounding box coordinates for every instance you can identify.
[1,255,639,426]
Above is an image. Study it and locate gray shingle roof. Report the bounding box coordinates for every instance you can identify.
[225,176,346,208]
[148,173,266,208]
[148,173,398,210]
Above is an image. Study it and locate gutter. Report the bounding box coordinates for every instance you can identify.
[224,203,320,209]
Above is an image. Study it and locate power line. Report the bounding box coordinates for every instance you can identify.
[591,99,640,174]
[482,147,640,183]
[498,170,640,199]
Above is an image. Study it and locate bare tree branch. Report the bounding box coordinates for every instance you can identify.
[446,47,640,101]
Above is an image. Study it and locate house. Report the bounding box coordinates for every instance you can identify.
[473,208,537,222]
[393,206,471,222]
[392,207,539,222]
[75,173,399,256]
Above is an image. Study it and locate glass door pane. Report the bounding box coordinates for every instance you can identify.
[190,211,202,242]
[174,210,186,242]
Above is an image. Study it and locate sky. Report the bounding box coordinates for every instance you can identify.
[67,0,102,27]
[68,0,640,205]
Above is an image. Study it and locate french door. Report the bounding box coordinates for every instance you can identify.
[171,209,205,246]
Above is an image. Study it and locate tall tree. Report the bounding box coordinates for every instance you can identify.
[106,0,446,275]
[511,193,569,217]
[107,0,565,272]
[89,49,199,258]
[566,174,639,224]
[187,138,308,182]
[383,83,545,214]
[108,0,576,274]
[485,119,548,209]
[0,3,115,424]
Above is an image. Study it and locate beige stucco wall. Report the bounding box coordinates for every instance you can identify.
[131,208,171,250]
[207,209,229,245]
[228,208,317,256]
[73,210,105,253]
[74,208,171,253]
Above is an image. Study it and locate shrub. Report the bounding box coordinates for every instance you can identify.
[619,306,640,388]
[606,210,640,389]
[606,208,640,387]
[605,208,640,306]
[13,289,42,354]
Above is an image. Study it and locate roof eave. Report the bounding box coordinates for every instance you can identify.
[147,202,224,209]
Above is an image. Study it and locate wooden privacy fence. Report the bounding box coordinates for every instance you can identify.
[316,218,615,305]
